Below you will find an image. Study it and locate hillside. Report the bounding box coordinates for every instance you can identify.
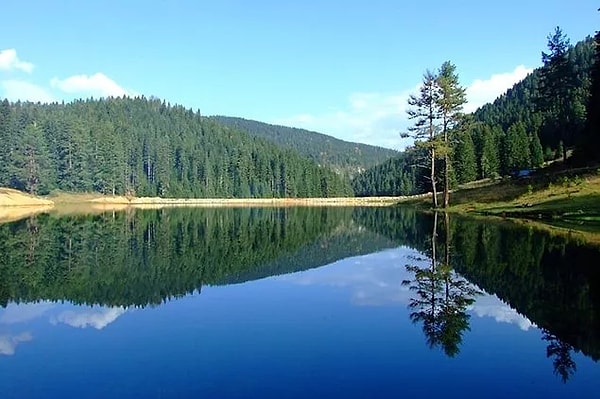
[354,34,596,197]
[352,149,427,196]
[0,97,353,198]
[210,115,399,177]
[474,36,594,159]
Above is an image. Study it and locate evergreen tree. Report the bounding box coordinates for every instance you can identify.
[530,130,544,168]
[477,124,501,179]
[10,122,53,194]
[505,122,531,171]
[0,97,352,198]
[0,99,12,187]
[406,70,441,207]
[538,27,578,161]
[453,130,477,184]
[579,14,600,162]
[437,61,467,207]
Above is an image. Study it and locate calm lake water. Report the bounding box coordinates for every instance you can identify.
[0,207,599,398]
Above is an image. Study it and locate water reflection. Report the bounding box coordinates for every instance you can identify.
[543,329,578,383]
[0,332,32,356]
[0,206,598,389]
[469,295,534,331]
[390,210,597,382]
[402,212,482,357]
[50,307,127,330]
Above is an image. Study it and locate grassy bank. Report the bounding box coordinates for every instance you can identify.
[403,166,600,225]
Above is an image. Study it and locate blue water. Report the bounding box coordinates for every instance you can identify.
[1,245,598,398]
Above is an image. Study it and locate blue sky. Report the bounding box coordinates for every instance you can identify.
[0,1,597,149]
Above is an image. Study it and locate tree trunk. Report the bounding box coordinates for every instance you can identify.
[431,147,438,208]
[431,212,438,315]
[443,125,450,208]
[444,151,450,208]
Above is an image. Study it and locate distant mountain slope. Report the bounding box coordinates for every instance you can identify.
[220,222,397,285]
[210,116,399,177]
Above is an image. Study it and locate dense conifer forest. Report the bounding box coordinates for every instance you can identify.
[211,116,398,177]
[0,97,353,197]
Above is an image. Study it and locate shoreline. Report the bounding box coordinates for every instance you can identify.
[87,195,414,207]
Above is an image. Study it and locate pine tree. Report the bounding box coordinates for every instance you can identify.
[530,131,544,168]
[505,122,531,171]
[579,14,600,162]
[479,125,501,179]
[11,122,53,194]
[437,62,467,207]
[0,99,13,186]
[453,130,477,184]
[407,70,441,207]
[538,27,577,161]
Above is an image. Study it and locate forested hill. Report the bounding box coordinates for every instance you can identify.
[353,34,595,197]
[210,116,399,177]
[0,97,353,198]
[474,36,594,157]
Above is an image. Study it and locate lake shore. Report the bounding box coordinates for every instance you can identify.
[61,195,407,207]
[1,187,423,223]
[3,169,599,230]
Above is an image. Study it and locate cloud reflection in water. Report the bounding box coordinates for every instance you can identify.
[278,247,535,330]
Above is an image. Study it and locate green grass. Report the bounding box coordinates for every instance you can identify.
[403,166,600,225]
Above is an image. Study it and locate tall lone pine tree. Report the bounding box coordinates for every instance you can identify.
[437,62,467,208]
[406,62,466,208]
[407,70,441,208]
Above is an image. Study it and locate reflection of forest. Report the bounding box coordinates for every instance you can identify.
[0,207,396,308]
[355,207,599,382]
[1,206,599,379]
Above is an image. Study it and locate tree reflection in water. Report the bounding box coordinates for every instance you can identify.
[403,212,481,357]
[543,329,577,383]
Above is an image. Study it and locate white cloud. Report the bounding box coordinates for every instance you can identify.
[0,302,55,325]
[0,332,33,356]
[464,65,533,113]
[470,295,535,331]
[0,80,55,103]
[0,49,34,73]
[278,247,425,306]
[51,307,126,330]
[273,65,533,150]
[50,72,129,97]
[279,246,536,334]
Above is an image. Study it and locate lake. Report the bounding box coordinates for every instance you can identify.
[0,207,599,398]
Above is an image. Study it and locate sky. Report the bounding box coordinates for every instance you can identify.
[0,1,597,150]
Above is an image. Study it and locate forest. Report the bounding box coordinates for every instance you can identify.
[354,28,600,198]
[211,115,398,177]
[0,97,353,198]
[1,27,599,201]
